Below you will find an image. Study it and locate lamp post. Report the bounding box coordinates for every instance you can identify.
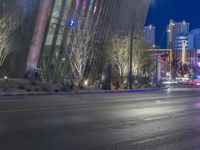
[129,31,137,89]
[129,20,134,89]
[125,2,140,89]
[122,0,150,89]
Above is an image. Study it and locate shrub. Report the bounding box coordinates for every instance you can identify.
[69,81,75,90]
[113,81,120,89]
[78,80,84,89]
[42,86,49,92]
[61,85,70,92]
[144,84,152,88]
[26,88,31,92]
[34,88,39,91]
[31,81,37,86]
[123,82,129,89]
[135,85,141,89]
[54,89,59,92]
[3,88,7,92]
[18,84,25,89]
[156,82,165,88]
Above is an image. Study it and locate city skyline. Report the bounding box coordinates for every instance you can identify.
[1,1,200,150]
[146,0,200,48]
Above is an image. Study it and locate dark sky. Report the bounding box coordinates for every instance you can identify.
[145,0,200,48]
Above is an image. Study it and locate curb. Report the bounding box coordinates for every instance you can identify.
[0,88,168,96]
[68,87,169,94]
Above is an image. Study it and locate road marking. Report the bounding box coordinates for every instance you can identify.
[123,129,200,147]
[155,100,173,105]
[155,100,162,104]
[0,106,64,113]
[131,135,169,145]
[144,116,164,121]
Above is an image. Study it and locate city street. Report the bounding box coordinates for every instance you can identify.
[1,88,200,150]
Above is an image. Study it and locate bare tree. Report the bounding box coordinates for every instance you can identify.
[66,17,96,80]
[0,0,40,77]
[106,34,154,81]
[132,37,154,76]
[0,1,24,66]
[106,33,129,80]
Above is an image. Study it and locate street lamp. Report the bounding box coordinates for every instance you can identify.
[124,2,140,89]
[129,16,134,89]
[122,0,150,89]
[129,29,137,89]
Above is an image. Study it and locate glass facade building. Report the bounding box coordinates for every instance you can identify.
[174,36,189,51]
[1,0,150,78]
[36,0,121,79]
[189,29,200,50]
[189,29,200,65]
[167,20,190,51]
[112,0,150,36]
[0,0,40,77]
[167,20,192,64]
[143,24,156,47]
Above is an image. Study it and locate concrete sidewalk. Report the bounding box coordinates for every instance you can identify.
[0,87,168,96]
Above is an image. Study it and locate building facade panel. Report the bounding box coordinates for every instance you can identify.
[167,20,193,65]
[112,0,150,36]
[35,0,118,78]
[144,24,156,47]
[0,0,40,77]
[26,0,53,72]
[0,0,150,78]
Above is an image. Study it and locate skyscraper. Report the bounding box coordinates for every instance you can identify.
[26,0,150,79]
[143,24,156,47]
[33,0,121,79]
[167,20,190,62]
[189,29,200,65]
[0,0,150,78]
[167,20,189,50]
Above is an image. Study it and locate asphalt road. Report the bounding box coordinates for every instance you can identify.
[1,88,200,150]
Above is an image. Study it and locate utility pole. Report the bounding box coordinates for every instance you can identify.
[129,19,134,89]
[122,0,147,89]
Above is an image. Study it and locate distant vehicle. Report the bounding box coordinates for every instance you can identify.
[176,78,199,87]
[191,80,200,86]
[163,80,178,87]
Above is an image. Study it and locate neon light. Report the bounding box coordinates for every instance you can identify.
[76,0,81,9]
[93,6,97,14]
[82,0,88,10]
[69,18,76,28]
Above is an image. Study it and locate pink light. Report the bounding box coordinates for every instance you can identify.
[76,0,81,9]
[194,102,200,109]
[82,0,88,10]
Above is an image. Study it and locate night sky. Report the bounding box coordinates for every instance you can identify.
[146,0,200,48]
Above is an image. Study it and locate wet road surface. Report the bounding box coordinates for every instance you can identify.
[1,88,200,150]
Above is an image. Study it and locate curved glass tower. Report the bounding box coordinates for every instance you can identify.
[0,0,40,77]
[1,0,150,78]
[29,0,122,79]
